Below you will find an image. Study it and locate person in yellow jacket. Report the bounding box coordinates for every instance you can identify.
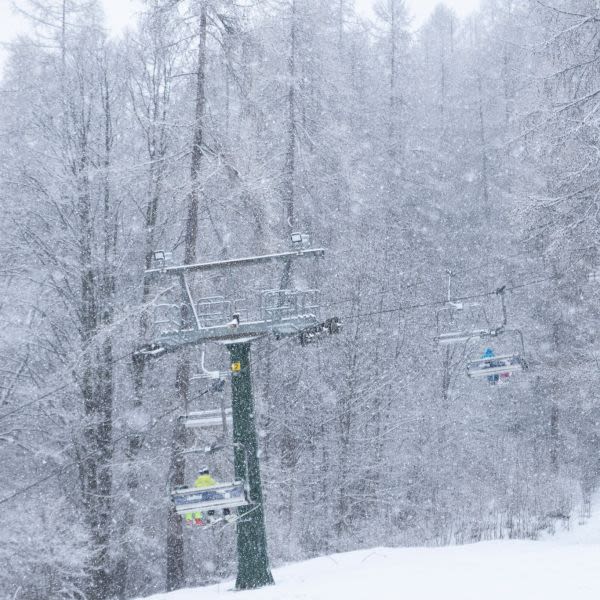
[185,467,216,526]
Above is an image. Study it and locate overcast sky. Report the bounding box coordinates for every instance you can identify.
[355,0,480,25]
[0,0,481,71]
[99,0,482,30]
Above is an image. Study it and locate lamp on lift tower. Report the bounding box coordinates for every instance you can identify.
[291,232,310,250]
[152,250,173,270]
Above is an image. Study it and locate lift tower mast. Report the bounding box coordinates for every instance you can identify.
[137,237,339,590]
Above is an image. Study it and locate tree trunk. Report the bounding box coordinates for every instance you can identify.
[78,135,115,600]
[114,18,172,595]
[280,0,298,291]
[550,403,559,473]
[166,3,207,591]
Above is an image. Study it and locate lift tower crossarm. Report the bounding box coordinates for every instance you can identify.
[145,248,325,277]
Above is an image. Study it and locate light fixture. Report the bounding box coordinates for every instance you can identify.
[152,250,173,266]
[291,232,310,250]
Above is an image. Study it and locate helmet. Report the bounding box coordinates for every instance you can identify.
[197,467,210,476]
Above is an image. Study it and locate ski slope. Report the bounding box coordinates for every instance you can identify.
[145,504,600,600]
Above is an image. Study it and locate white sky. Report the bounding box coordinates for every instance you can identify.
[0,0,481,71]
[356,0,481,27]
[101,0,483,30]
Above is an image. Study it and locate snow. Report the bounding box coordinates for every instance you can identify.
[142,502,600,600]
[543,494,600,546]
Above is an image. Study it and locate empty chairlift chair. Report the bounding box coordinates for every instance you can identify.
[434,300,501,346]
[182,345,232,432]
[434,273,506,346]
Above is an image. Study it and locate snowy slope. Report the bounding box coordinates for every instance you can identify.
[546,494,600,546]
[144,501,600,600]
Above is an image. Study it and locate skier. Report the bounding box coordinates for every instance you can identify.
[482,347,500,385]
[185,467,216,526]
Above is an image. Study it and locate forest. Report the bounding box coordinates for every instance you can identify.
[1,0,600,599]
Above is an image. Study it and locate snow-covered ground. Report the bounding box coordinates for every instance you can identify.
[145,501,600,600]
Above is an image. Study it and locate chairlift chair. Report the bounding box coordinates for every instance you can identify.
[434,278,508,346]
[466,329,529,380]
[467,353,528,378]
[180,345,232,430]
[434,301,500,345]
[185,408,233,429]
[171,439,253,521]
[436,328,498,345]
[171,480,249,516]
[171,434,251,520]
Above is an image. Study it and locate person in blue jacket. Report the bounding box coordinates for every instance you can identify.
[482,347,500,385]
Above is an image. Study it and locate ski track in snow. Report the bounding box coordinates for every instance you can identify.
[143,498,600,600]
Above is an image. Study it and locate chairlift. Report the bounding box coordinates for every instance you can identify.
[436,327,499,345]
[466,329,529,382]
[185,408,232,429]
[140,238,339,538]
[180,346,232,430]
[170,432,251,526]
[467,353,527,379]
[435,273,506,345]
[191,346,228,382]
[170,440,253,524]
[171,480,249,516]
[435,299,502,346]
